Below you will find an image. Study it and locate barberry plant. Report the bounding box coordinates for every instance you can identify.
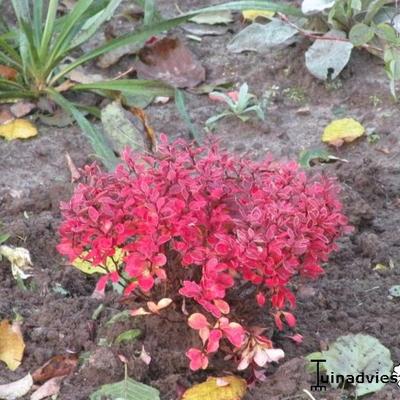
[57,136,350,374]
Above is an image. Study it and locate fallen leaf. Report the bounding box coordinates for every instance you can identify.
[10,102,36,118]
[39,109,73,127]
[97,42,142,69]
[32,354,78,384]
[0,374,33,400]
[322,118,365,146]
[227,21,298,53]
[373,263,387,271]
[135,37,206,88]
[299,148,332,168]
[68,69,105,84]
[182,23,228,37]
[0,65,17,81]
[0,320,25,370]
[305,30,353,80]
[189,11,233,25]
[0,119,38,141]
[0,245,33,281]
[302,0,335,14]
[101,102,146,154]
[139,346,151,365]
[129,107,156,149]
[30,376,64,400]
[242,10,275,21]
[182,376,247,400]
[115,329,141,344]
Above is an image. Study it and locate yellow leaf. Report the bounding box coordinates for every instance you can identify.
[0,119,37,141]
[322,118,364,147]
[242,10,275,21]
[72,247,124,275]
[0,320,25,371]
[182,376,247,400]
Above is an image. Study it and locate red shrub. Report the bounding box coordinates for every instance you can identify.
[57,136,350,373]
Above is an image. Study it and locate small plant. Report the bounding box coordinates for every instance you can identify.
[206,83,265,126]
[58,137,351,376]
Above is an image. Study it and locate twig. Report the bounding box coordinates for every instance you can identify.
[277,13,384,55]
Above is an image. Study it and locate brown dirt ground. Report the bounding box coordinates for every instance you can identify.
[1,1,400,399]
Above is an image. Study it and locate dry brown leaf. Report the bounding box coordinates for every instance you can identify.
[0,119,38,140]
[10,102,36,118]
[0,65,17,81]
[135,37,206,88]
[30,376,64,400]
[0,373,33,400]
[0,320,25,371]
[32,353,78,384]
[129,107,156,149]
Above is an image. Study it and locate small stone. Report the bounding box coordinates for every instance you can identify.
[296,107,311,116]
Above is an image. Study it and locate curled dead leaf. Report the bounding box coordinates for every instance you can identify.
[32,353,78,384]
[30,376,64,400]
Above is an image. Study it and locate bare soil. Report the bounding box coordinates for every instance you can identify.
[1,1,400,399]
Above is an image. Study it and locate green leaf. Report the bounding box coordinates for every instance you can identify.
[364,0,390,25]
[0,233,9,245]
[90,377,160,400]
[298,148,332,168]
[47,88,118,170]
[375,23,399,44]
[73,79,174,97]
[71,0,122,49]
[304,352,326,375]
[39,0,59,61]
[349,23,375,46]
[144,0,157,26]
[115,329,141,344]
[175,89,202,144]
[323,334,393,396]
[106,310,131,326]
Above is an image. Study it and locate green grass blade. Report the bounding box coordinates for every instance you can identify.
[33,0,44,47]
[71,0,122,49]
[11,0,31,23]
[47,89,118,171]
[0,78,26,90]
[175,89,202,144]
[187,1,302,16]
[73,79,174,97]
[39,0,58,60]
[47,0,94,66]
[144,0,157,26]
